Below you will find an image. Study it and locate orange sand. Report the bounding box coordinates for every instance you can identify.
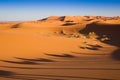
[0,16,120,80]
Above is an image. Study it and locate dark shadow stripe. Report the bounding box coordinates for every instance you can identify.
[1,66,120,70]
[16,74,115,80]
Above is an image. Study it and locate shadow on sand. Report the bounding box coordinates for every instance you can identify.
[0,70,15,77]
[0,60,40,65]
[0,70,115,80]
[0,57,56,65]
[80,44,103,50]
[72,52,109,56]
[45,53,75,58]
[14,57,55,62]
[1,66,120,70]
[81,22,120,47]
[80,22,120,61]
[0,70,65,80]
[11,23,20,28]
[111,49,120,60]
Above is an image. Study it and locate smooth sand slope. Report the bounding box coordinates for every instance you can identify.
[0,16,120,80]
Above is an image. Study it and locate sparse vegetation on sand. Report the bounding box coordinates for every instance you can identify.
[87,32,99,39]
[67,32,110,42]
[100,35,110,41]
[68,33,86,38]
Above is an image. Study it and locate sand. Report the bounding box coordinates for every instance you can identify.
[0,16,120,80]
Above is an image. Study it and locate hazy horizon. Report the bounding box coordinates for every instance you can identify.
[0,0,120,21]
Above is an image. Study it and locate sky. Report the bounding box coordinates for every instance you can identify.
[0,0,120,21]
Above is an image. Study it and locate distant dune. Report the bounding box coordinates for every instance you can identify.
[0,16,120,35]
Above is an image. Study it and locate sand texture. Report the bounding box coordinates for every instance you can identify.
[0,16,120,80]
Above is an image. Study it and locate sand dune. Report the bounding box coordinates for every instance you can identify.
[0,16,120,80]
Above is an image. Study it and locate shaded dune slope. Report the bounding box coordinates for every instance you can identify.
[80,22,120,61]
[81,22,120,46]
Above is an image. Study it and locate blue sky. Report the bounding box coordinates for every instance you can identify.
[0,0,120,21]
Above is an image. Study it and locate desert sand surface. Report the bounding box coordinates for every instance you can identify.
[0,16,120,80]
